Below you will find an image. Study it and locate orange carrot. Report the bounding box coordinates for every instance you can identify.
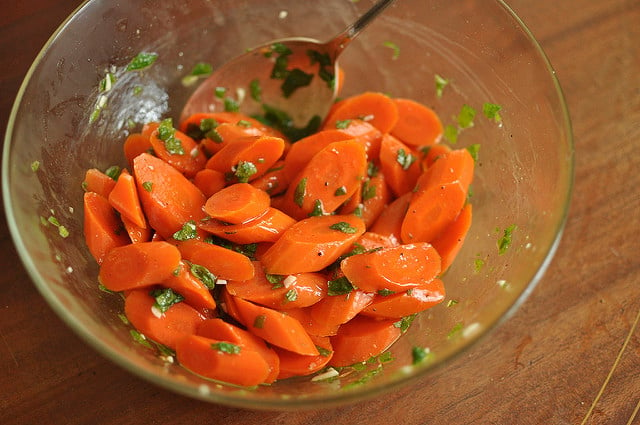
[340,243,441,293]
[176,334,271,386]
[379,133,421,197]
[355,231,399,251]
[141,121,160,139]
[198,122,266,156]
[231,295,319,356]
[98,241,182,291]
[418,148,474,193]
[309,290,375,336]
[390,98,443,147]
[177,239,255,281]
[420,143,451,169]
[360,172,392,227]
[337,183,361,216]
[83,168,117,198]
[361,278,445,319]
[133,152,206,239]
[329,315,401,367]
[249,160,289,196]
[226,262,326,310]
[281,140,367,220]
[431,203,472,272]
[323,92,399,134]
[124,288,205,350]
[121,214,152,244]
[204,183,270,224]
[282,129,354,181]
[108,169,146,229]
[369,192,411,241]
[149,125,206,178]
[180,112,285,140]
[83,192,129,264]
[123,133,152,167]
[199,207,295,245]
[193,168,226,198]
[162,261,216,310]
[274,334,333,379]
[206,135,285,183]
[335,118,383,160]
[260,214,366,275]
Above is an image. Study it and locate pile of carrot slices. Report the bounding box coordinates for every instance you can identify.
[83,91,474,386]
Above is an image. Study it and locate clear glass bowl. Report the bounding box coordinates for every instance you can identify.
[2,0,573,409]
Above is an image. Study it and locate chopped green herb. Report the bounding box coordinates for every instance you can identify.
[281,68,314,98]
[132,86,143,96]
[367,162,379,178]
[126,52,158,71]
[394,314,416,333]
[98,283,115,294]
[190,263,217,289]
[249,78,262,102]
[307,50,335,89]
[142,181,153,192]
[316,346,332,357]
[377,289,396,296]
[284,289,298,303]
[329,221,358,234]
[117,313,129,324]
[181,62,213,86]
[378,351,394,363]
[466,143,481,162]
[257,104,321,142]
[210,342,241,354]
[270,42,292,56]
[105,165,121,180]
[309,199,325,217]
[435,74,449,98]
[447,322,464,339]
[327,276,354,296]
[47,216,61,227]
[498,224,517,255]
[234,161,257,183]
[31,161,40,172]
[158,118,185,155]
[353,204,363,217]
[149,288,184,313]
[58,226,70,238]
[335,119,352,129]
[457,104,476,129]
[99,72,116,92]
[483,102,503,123]
[266,274,285,289]
[130,329,153,349]
[361,180,376,201]
[172,266,181,276]
[446,299,459,307]
[214,87,226,99]
[253,314,266,329]
[396,148,416,170]
[172,220,198,241]
[443,124,459,144]
[294,177,307,207]
[412,346,432,365]
[474,257,485,273]
[382,41,400,60]
[223,97,240,112]
[237,119,252,128]
[334,186,347,196]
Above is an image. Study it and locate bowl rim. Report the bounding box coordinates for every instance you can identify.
[2,0,574,410]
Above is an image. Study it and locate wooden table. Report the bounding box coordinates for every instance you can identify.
[1,1,638,423]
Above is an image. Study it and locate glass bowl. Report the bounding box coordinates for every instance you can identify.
[2,0,573,410]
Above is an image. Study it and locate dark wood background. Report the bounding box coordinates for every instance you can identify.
[1,0,639,423]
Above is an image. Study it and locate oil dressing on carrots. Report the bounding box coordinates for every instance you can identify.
[82,90,476,387]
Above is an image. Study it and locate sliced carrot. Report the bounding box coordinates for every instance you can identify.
[337,183,361,216]
[124,288,205,350]
[420,143,451,170]
[83,192,129,264]
[121,214,152,244]
[176,334,271,386]
[123,133,152,167]
[83,168,117,198]
[418,148,474,193]
[334,119,383,160]
[99,241,182,291]
[400,182,467,244]
[308,290,375,336]
[340,243,441,293]
[177,239,255,281]
[369,192,411,241]
[282,140,367,220]
[162,261,216,310]
[193,168,226,198]
[226,262,326,310]
[361,278,445,319]
[180,112,285,140]
[249,160,289,196]
[260,214,366,275]
[206,135,285,183]
[379,133,422,197]
[219,287,243,323]
[197,318,280,383]
[390,98,443,147]
[355,231,399,251]
[329,315,401,367]
[133,152,206,239]
[360,172,392,227]
[198,122,266,156]
[204,183,271,224]
[141,121,160,139]
[274,334,333,380]
[323,92,399,134]
[431,203,472,272]
[199,207,295,245]
[231,295,319,356]
[108,169,146,229]
[149,126,206,178]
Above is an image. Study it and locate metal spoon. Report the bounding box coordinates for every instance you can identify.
[180,0,396,132]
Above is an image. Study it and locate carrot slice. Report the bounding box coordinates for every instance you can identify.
[323,92,399,134]
[197,318,280,383]
[123,133,152,167]
[355,231,399,251]
[361,278,446,319]
[162,261,216,310]
[360,172,392,227]
[98,241,182,291]
[334,119,383,160]
[420,143,451,170]
[176,334,271,386]
[121,214,152,244]
[249,160,289,196]
[193,168,226,198]
[419,148,475,193]
[149,125,206,178]
[431,203,472,272]
[231,296,319,356]
[379,133,421,197]
[83,192,129,264]
[124,288,205,350]
[226,262,326,310]
[369,192,411,241]
[177,239,255,281]
[204,183,271,224]
[340,243,441,293]
[108,169,146,229]
[282,139,367,220]
[199,207,295,245]
[133,152,206,239]
[83,169,117,199]
[180,112,285,140]
[329,315,401,367]
[390,98,443,147]
[260,214,366,275]
[308,290,375,336]
[274,334,333,379]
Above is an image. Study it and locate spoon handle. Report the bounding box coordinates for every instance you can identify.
[328,0,397,58]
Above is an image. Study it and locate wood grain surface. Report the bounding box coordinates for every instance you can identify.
[1,0,639,424]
